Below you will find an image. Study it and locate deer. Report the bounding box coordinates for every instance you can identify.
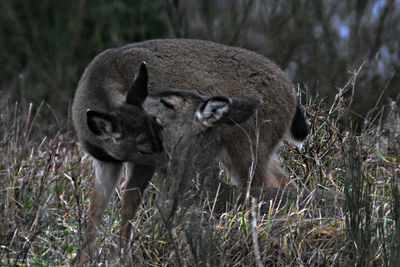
[71,39,309,263]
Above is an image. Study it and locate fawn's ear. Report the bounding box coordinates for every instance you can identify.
[195,96,259,127]
[126,62,148,106]
[195,97,231,127]
[86,109,122,140]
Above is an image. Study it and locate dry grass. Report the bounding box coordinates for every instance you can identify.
[0,72,399,266]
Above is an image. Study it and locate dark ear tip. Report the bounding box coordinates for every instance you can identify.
[137,61,148,81]
[86,109,95,117]
[139,61,148,72]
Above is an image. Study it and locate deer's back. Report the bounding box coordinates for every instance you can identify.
[118,39,295,106]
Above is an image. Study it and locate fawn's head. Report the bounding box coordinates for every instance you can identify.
[85,63,163,163]
[145,89,261,157]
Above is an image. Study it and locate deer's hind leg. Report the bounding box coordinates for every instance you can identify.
[265,155,297,189]
[217,125,294,189]
[80,160,123,264]
[120,163,155,251]
[219,143,296,189]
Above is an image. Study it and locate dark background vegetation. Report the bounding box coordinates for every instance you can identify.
[1,0,399,128]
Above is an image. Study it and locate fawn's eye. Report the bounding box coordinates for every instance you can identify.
[160,98,175,110]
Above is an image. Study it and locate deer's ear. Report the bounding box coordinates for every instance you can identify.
[126,62,148,106]
[86,109,121,140]
[195,97,231,127]
[224,96,260,125]
[196,96,259,127]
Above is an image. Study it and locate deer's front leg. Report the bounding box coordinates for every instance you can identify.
[120,163,155,251]
[79,160,123,264]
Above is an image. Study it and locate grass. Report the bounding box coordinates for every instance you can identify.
[0,73,399,266]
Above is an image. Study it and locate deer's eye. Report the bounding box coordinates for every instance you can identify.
[160,98,175,110]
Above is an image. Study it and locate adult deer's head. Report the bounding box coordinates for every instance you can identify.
[85,63,163,163]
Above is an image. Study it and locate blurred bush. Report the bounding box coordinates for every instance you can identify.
[0,0,167,115]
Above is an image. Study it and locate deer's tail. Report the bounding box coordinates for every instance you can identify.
[289,104,309,144]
